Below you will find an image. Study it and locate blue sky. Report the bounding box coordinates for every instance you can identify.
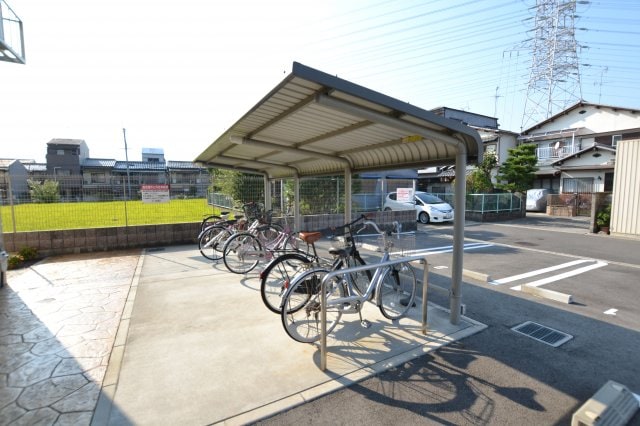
[1,0,638,163]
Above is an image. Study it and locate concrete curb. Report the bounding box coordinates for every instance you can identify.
[463,269,491,282]
[91,249,145,426]
[521,285,574,304]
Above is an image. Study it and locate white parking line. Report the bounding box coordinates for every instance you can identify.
[392,242,492,256]
[510,261,608,290]
[488,259,592,285]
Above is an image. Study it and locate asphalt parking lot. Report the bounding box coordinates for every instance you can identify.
[258,214,640,425]
[2,213,639,425]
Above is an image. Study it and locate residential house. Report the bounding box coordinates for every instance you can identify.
[518,101,640,193]
[419,107,518,193]
[0,159,29,202]
[81,159,117,201]
[45,138,89,200]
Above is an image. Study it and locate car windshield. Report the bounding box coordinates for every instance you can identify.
[416,193,445,204]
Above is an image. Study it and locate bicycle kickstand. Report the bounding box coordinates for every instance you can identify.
[357,305,371,329]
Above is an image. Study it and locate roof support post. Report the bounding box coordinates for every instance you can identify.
[315,93,469,325]
[264,176,271,213]
[294,173,301,232]
[450,146,467,325]
[344,167,352,222]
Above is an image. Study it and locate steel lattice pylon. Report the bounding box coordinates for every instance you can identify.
[521,0,582,130]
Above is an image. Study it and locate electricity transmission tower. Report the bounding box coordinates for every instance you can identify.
[521,0,583,130]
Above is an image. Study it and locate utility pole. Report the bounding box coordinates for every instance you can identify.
[521,0,583,130]
[122,128,132,200]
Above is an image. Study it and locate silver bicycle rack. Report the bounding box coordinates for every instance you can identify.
[319,253,431,371]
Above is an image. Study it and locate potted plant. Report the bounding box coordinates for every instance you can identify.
[596,204,611,234]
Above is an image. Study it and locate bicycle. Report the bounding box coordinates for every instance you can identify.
[259,215,371,314]
[279,218,417,343]
[199,211,231,233]
[197,202,276,261]
[221,208,297,274]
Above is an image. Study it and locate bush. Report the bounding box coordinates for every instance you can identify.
[8,255,24,270]
[19,247,38,261]
[6,247,40,270]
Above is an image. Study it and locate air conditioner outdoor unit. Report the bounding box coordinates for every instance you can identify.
[572,380,639,426]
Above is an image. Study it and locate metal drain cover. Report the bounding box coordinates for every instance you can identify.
[511,321,573,347]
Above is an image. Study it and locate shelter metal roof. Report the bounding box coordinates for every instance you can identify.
[195,62,481,179]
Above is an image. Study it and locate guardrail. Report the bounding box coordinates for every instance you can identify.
[319,254,431,371]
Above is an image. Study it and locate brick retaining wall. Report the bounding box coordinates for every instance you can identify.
[3,223,201,257]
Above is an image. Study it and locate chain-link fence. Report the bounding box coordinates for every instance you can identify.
[2,170,528,233]
[1,174,215,232]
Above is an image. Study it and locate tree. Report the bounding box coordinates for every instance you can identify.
[495,144,539,193]
[210,169,264,206]
[467,152,498,193]
[28,179,60,203]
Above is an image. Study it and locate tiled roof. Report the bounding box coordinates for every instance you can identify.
[167,161,204,169]
[47,138,86,146]
[83,158,116,168]
[23,163,47,172]
[0,159,16,168]
[113,161,167,171]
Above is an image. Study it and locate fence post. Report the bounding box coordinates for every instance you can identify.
[7,174,17,233]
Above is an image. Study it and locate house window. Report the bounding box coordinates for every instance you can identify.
[604,172,614,192]
[562,177,594,193]
[612,135,622,148]
[57,149,65,155]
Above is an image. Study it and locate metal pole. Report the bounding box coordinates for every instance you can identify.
[6,174,16,234]
[421,257,429,335]
[320,273,327,371]
[123,128,132,200]
[450,146,467,325]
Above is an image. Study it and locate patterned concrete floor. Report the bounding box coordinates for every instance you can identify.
[0,251,140,425]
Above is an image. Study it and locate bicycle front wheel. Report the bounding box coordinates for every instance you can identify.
[198,225,231,261]
[378,262,417,320]
[223,233,262,274]
[260,253,312,314]
[281,268,344,343]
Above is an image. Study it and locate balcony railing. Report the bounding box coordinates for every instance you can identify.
[0,0,25,64]
[536,145,581,163]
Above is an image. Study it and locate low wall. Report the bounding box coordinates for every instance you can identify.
[3,223,201,257]
[465,208,526,222]
[3,211,419,257]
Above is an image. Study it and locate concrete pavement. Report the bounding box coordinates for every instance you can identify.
[1,242,486,425]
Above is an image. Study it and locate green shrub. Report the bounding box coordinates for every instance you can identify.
[8,255,24,270]
[18,247,38,261]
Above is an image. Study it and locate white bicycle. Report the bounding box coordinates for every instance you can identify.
[279,218,417,343]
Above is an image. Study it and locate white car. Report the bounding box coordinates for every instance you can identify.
[384,191,454,224]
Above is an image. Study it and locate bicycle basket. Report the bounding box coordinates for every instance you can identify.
[375,231,416,257]
[243,202,264,221]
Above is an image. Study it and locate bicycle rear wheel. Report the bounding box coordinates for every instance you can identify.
[198,225,231,261]
[260,253,312,314]
[378,262,417,320]
[223,233,262,274]
[281,268,344,343]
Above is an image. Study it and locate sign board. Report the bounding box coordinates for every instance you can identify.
[397,188,414,203]
[141,184,170,203]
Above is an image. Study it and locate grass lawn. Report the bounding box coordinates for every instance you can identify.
[1,199,223,232]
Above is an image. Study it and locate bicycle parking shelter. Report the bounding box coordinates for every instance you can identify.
[195,62,481,325]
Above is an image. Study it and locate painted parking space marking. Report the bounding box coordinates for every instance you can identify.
[510,260,608,291]
[392,242,492,257]
[488,259,592,285]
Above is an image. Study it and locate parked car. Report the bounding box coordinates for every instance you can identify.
[383,191,454,224]
[526,188,551,212]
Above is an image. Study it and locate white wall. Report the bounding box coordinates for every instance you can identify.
[611,139,640,236]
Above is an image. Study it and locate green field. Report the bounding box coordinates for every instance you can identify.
[1,199,223,232]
